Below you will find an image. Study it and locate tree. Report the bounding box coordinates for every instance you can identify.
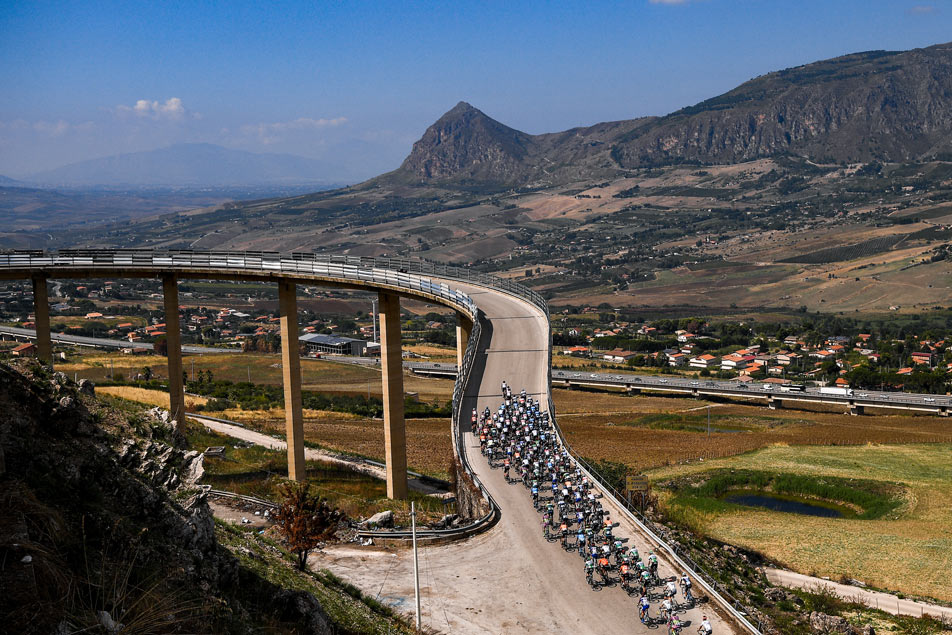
[273,482,344,570]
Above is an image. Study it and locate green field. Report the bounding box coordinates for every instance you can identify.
[647,444,952,602]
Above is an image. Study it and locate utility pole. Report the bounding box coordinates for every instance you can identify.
[707,404,711,437]
[412,501,421,632]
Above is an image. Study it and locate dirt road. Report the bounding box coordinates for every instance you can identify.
[315,284,736,634]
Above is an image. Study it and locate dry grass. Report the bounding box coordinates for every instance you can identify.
[553,388,952,471]
[212,412,454,479]
[646,444,952,602]
[404,343,458,362]
[98,386,207,410]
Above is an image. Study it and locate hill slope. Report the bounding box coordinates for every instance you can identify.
[382,42,952,189]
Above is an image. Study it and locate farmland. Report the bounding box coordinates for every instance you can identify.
[644,444,952,603]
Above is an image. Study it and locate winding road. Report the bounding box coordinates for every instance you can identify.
[316,283,736,634]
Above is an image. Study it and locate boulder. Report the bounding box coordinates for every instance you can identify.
[77,379,95,396]
[809,611,858,634]
[361,510,394,528]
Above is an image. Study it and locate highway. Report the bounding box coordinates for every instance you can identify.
[8,319,943,418]
[410,362,952,416]
[0,324,231,355]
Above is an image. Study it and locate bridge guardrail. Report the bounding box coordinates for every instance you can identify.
[1,249,505,539]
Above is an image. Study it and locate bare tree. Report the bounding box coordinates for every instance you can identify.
[273,482,343,570]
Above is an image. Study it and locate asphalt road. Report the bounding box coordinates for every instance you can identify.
[449,283,735,634]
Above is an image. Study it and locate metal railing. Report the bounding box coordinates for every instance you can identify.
[0,249,504,538]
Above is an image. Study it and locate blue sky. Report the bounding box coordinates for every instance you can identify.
[1,0,950,179]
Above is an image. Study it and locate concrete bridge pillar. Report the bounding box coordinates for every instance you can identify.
[456,312,473,370]
[278,280,306,482]
[849,404,865,416]
[627,386,641,395]
[379,291,408,500]
[31,276,52,365]
[768,397,782,410]
[162,275,186,428]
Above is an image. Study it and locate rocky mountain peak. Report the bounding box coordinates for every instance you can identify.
[397,101,535,185]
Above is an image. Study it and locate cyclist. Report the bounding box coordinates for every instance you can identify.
[619,563,631,591]
[664,578,678,600]
[679,572,694,604]
[697,615,712,634]
[584,558,596,587]
[648,552,659,579]
[660,597,673,622]
[638,595,650,624]
[668,614,684,635]
[640,569,652,596]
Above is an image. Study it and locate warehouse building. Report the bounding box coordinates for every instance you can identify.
[299,333,368,356]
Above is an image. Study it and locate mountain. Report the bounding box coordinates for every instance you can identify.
[385,42,952,189]
[396,101,536,184]
[0,174,21,185]
[27,143,354,187]
[382,102,641,189]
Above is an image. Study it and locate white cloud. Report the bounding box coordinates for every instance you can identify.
[240,116,348,144]
[117,97,194,120]
[907,5,937,15]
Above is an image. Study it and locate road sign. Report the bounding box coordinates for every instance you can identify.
[626,475,648,492]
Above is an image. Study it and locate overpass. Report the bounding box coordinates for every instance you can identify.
[0,249,495,500]
[1,249,755,634]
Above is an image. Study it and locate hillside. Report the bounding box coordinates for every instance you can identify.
[0,361,411,634]
[380,42,952,190]
[27,143,353,187]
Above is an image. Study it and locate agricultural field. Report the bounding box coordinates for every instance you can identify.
[644,444,952,603]
[552,388,952,471]
[61,351,455,402]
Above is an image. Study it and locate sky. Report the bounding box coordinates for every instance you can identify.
[1,0,951,180]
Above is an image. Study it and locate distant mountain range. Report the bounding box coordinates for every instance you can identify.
[381,42,952,190]
[25,143,355,187]
[0,174,22,185]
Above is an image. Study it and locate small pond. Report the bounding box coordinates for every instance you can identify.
[724,491,850,518]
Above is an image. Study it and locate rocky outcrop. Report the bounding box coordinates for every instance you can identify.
[0,361,334,634]
[397,102,534,185]
[810,611,859,634]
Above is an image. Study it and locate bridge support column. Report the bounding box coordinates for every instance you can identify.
[768,397,782,410]
[278,280,306,482]
[941,407,949,418]
[849,404,864,416]
[456,312,472,370]
[627,386,640,395]
[379,291,408,500]
[31,276,52,365]
[162,275,186,429]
